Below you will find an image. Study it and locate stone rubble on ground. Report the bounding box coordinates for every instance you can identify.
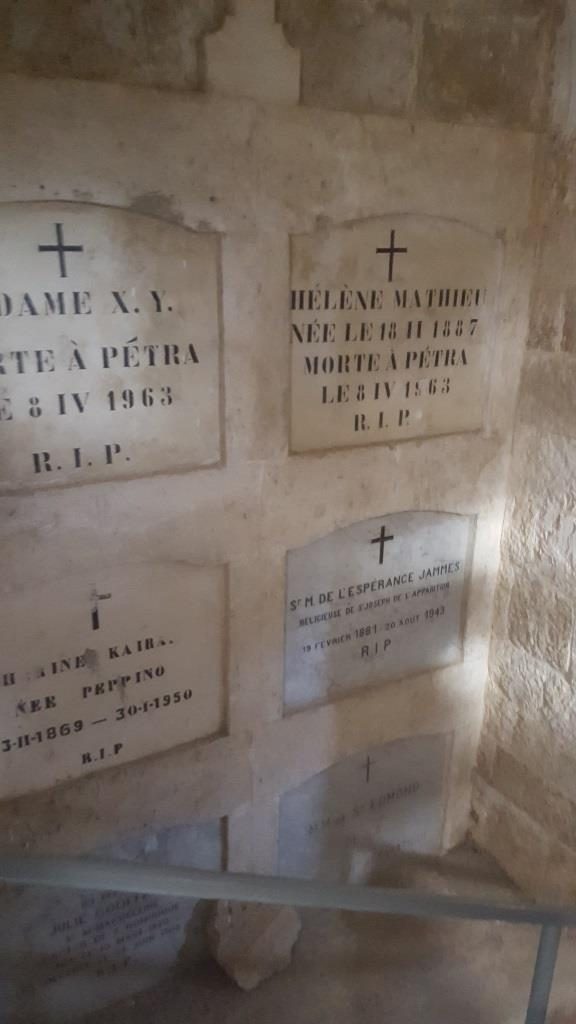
[207,901,301,991]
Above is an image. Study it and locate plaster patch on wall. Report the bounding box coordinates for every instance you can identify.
[205,0,300,104]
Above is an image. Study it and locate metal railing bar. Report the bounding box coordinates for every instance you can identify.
[0,855,575,929]
[525,924,562,1024]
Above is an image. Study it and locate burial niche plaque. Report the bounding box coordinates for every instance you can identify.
[0,203,220,490]
[1,819,222,1022]
[284,511,474,711]
[278,734,448,880]
[0,563,225,799]
[290,216,501,452]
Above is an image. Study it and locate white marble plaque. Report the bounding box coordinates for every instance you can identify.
[279,734,448,880]
[0,202,220,490]
[284,511,474,711]
[290,216,501,452]
[1,819,222,1023]
[0,563,225,798]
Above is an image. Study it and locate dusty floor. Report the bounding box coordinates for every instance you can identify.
[86,846,576,1024]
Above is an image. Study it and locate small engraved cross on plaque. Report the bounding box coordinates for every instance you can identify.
[364,755,374,783]
[371,524,395,564]
[38,222,84,279]
[90,590,112,632]
[376,229,407,283]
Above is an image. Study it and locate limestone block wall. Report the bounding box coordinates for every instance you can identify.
[472,123,576,899]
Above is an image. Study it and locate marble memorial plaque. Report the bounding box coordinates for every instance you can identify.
[278,734,447,880]
[290,216,501,452]
[284,511,474,711]
[0,819,223,1022]
[0,202,220,490]
[0,562,225,798]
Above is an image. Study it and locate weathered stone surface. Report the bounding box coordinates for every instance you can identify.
[553,749,576,806]
[0,0,226,90]
[490,746,576,850]
[478,630,576,814]
[480,675,517,749]
[551,0,576,141]
[529,286,576,356]
[207,902,301,991]
[537,215,576,293]
[282,3,415,116]
[490,640,564,726]
[472,775,576,902]
[435,0,546,12]
[471,775,554,897]
[0,0,555,131]
[508,576,573,674]
[475,105,576,895]
[528,287,566,352]
[417,13,551,129]
[561,290,576,353]
[519,353,576,440]
[503,430,576,591]
[279,0,409,36]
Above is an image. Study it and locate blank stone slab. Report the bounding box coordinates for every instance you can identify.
[278,734,448,881]
[0,820,222,1023]
[0,562,225,799]
[290,215,501,452]
[284,511,474,711]
[0,202,221,491]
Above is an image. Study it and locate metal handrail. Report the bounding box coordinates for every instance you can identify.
[0,854,569,1024]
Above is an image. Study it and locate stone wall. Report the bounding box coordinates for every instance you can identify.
[0,0,557,128]
[472,4,576,897]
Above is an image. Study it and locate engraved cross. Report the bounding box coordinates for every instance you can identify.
[364,755,374,783]
[376,229,408,283]
[371,525,395,565]
[90,590,112,632]
[38,222,84,279]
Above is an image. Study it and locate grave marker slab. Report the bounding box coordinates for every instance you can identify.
[1,820,222,1022]
[278,734,448,880]
[0,562,225,799]
[290,216,501,452]
[0,202,221,490]
[284,511,474,711]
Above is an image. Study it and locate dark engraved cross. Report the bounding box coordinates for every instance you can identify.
[38,222,84,278]
[90,590,112,632]
[371,524,395,564]
[364,755,374,784]
[376,229,408,283]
